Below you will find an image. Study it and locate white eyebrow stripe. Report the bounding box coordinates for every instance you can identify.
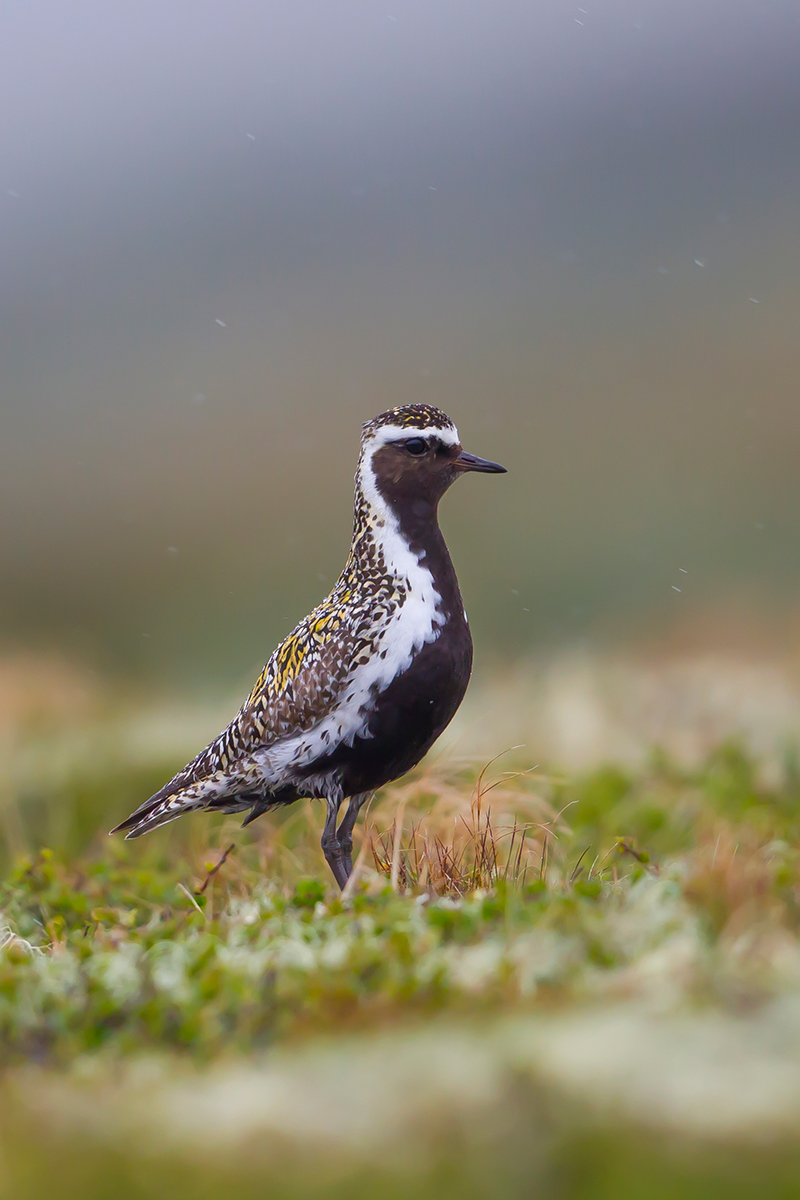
[366,423,460,449]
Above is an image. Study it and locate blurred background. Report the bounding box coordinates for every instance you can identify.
[4,11,800,1192]
[1,0,800,756]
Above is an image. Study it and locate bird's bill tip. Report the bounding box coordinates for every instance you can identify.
[454,450,507,474]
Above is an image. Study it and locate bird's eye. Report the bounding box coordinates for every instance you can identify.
[404,437,427,457]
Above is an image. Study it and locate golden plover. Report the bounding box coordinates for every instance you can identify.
[112,404,506,888]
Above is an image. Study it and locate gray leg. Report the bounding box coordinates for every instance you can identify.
[336,793,371,878]
[321,797,348,890]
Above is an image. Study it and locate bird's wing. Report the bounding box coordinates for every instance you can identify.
[243,597,368,745]
[111,590,373,836]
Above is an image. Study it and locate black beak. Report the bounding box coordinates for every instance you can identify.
[454,450,507,474]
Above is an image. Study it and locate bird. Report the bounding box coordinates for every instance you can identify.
[111,404,506,889]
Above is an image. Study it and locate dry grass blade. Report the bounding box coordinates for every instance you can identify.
[341,836,371,903]
[196,843,236,894]
[390,799,407,892]
[569,846,591,883]
[176,882,207,920]
[614,839,658,874]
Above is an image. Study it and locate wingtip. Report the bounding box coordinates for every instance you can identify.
[110,813,149,838]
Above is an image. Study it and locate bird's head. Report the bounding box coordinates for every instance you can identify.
[357,404,506,526]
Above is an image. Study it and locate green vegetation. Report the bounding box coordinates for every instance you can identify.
[3,744,800,1197]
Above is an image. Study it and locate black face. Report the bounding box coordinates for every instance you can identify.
[371,433,506,525]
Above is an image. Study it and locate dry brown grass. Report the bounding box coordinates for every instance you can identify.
[363,757,561,895]
[682,824,793,937]
[175,754,561,898]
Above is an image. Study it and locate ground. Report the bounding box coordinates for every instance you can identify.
[3,722,800,1197]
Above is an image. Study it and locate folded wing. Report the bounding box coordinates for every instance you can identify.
[110,594,372,838]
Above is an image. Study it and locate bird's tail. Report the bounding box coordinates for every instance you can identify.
[110,777,282,840]
[110,789,206,839]
[109,760,226,838]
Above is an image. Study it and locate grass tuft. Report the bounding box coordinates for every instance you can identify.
[367,760,554,894]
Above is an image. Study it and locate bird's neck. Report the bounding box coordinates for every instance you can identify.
[349,472,463,619]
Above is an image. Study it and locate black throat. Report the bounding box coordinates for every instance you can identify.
[377,484,464,623]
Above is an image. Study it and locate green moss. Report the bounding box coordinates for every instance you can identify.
[1,749,800,1194]
[0,750,797,1062]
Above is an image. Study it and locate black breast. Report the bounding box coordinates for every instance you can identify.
[336,612,473,795]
